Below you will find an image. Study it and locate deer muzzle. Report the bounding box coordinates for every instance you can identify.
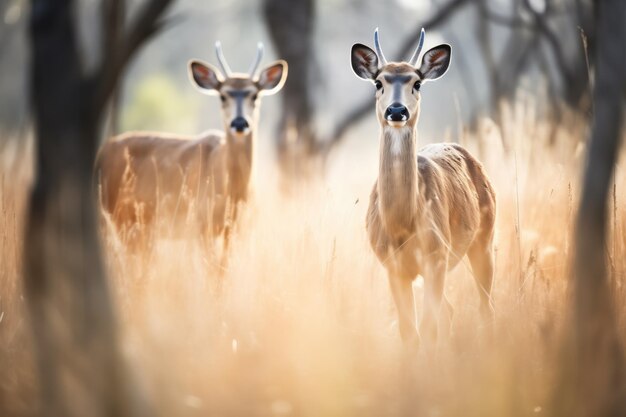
[385,103,409,125]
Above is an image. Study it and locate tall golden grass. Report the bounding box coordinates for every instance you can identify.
[1,100,625,416]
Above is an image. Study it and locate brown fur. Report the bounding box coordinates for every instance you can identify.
[365,67,496,347]
[383,62,418,74]
[95,130,247,241]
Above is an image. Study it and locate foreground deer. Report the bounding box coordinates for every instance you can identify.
[96,42,287,253]
[351,29,496,347]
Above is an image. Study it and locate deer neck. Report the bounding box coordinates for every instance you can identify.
[378,125,418,241]
[225,126,255,203]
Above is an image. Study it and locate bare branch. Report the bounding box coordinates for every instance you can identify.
[93,0,174,115]
[486,0,569,28]
[395,0,470,62]
[476,0,499,115]
[118,0,172,68]
[483,7,532,28]
[325,97,376,152]
[521,0,574,85]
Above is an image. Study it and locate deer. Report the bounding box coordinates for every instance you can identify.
[350,28,496,348]
[95,42,287,260]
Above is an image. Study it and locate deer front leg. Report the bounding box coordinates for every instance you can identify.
[420,257,448,344]
[220,200,239,275]
[388,273,420,349]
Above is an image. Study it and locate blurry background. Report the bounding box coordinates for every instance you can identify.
[0,0,592,164]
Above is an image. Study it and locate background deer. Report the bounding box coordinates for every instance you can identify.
[350,29,496,347]
[96,42,287,255]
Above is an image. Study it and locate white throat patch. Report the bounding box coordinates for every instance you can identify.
[389,128,405,156]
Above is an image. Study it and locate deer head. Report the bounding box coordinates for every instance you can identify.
[189,42,288,137]
[351,28,451,129]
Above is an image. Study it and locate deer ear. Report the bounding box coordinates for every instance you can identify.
[257,60,288,95]
[189,60,223,94]
[351,44,379,80]
[418,44,451,81]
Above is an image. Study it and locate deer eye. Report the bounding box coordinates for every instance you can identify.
[374,80,383,90]
[220,94,227,103]
[413,81,421,92]
[251,93,258,101]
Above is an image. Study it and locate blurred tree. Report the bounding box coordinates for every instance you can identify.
[0,0,28,134]
[554,0,626,415]
[263,0,319,179]
[24,0,173,416]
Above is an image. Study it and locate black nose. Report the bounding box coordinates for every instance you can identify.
[230,117,249,132]
[385,103,409,122]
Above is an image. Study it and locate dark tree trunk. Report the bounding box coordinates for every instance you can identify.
[554,0,626,415]
[26,3,126,416]
[563,0,594,114]
[263,0,318,179]
[24,0,172,415]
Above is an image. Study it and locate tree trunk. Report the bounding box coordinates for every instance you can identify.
[24,0,172,415]
[554,0,626,415]
[263,0,318,180]
[25,3,127,416]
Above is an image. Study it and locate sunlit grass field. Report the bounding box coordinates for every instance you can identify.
[1,101,625,416]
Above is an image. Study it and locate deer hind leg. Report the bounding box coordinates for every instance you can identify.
[467,234,495,321]
[388,273,420,349]
[420,258,447,344]
[440,292,454,339]
[220,223,232,275]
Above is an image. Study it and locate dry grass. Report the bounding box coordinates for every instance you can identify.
[1,101,625,416]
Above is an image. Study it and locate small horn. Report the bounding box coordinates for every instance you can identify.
[374,27,387,66]
[215,41,232,76]
[408,28,425,67]
[249,42,264,77]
